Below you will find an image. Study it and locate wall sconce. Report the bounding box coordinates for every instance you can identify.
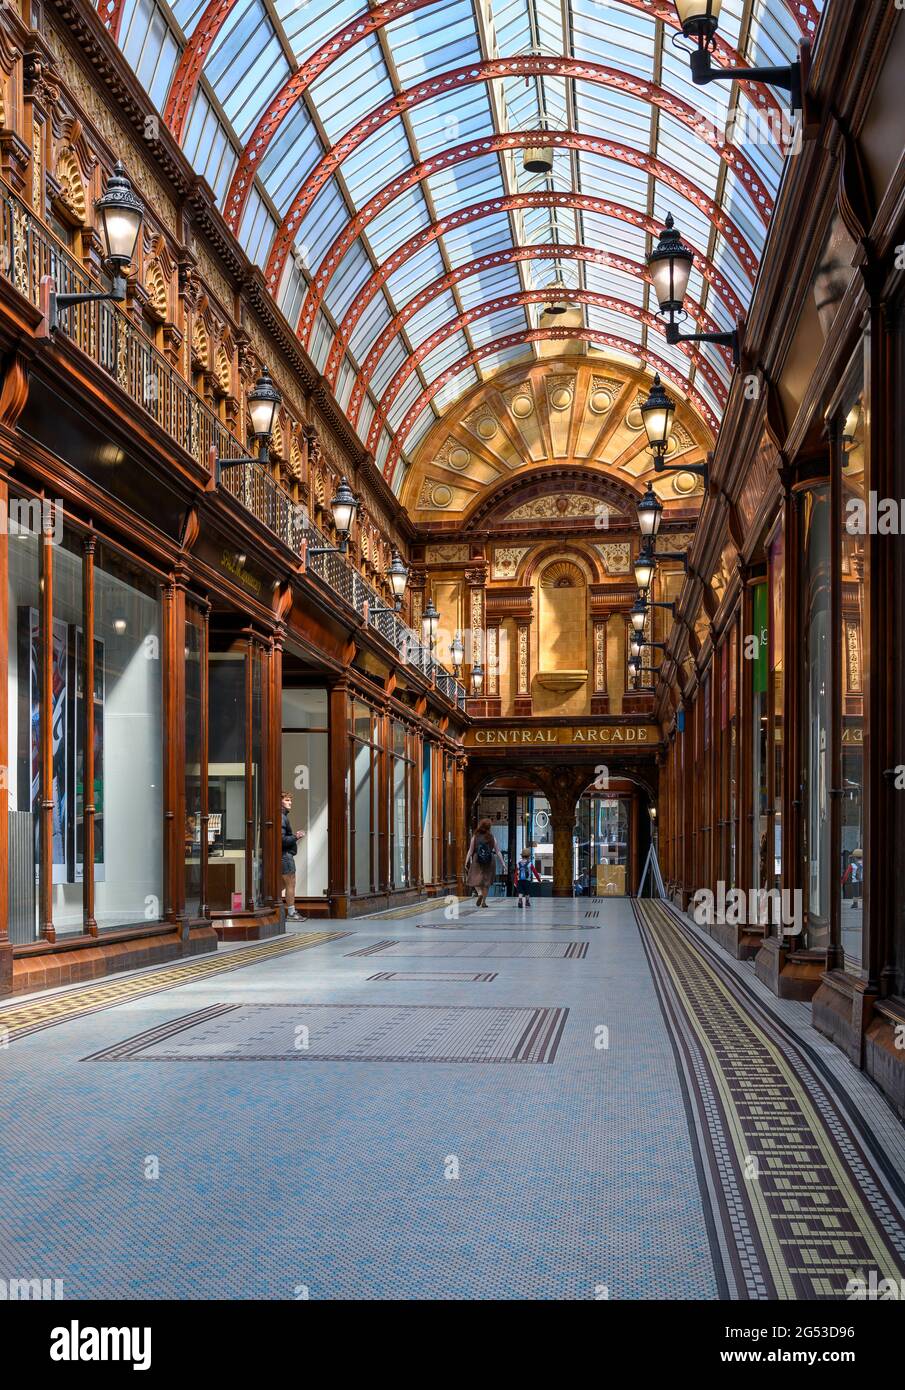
[675,1,806,115]
[47,163,143,330]
[648,215,741,368]
[640,373,709,485]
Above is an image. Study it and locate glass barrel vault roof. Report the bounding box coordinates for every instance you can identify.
[101,0,824,491]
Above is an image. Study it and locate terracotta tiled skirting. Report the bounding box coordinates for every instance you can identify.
[10,925,218,996]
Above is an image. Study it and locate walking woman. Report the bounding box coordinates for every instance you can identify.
[465,817,505,908]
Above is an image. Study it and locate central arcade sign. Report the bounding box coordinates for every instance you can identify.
[465,724,661,747]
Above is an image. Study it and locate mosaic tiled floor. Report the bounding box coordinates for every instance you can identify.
[1,893,903,1299]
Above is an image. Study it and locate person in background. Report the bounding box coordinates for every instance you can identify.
[465,817,505,908]
[514,847,541,910]
[281,791,305,920]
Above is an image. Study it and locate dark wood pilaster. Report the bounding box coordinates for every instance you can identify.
[327,679,349,916]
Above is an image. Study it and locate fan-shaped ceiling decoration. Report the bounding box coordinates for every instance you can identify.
[400,355,710,522]
[102,0,823,494]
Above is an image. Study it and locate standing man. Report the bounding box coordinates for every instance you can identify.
[281,791,305,920]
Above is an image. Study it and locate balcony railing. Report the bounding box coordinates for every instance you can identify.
[0,178,466,713]
[0,179,244,472]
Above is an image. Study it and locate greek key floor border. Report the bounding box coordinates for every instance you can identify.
[634,900,905,1301]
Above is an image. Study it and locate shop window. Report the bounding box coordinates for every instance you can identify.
[208,639,264,913]
[51,531,84,934]
[389,721,413,890]
[800,487,832,950]
[751,583,769,891]
[8,520,42,942]
[92,545,163,926]
[576,795,629,896]
[422,742,433,884]
[281,688,328,899]
[349,699,380,896]
[184,610,205,919]
[837,361,867,972]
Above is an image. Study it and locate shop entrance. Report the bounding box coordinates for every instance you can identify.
[473,782,553,897]
[472,773,650,897]
[575,794,631,896]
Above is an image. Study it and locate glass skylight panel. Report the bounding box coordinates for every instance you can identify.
[375,429,392,472]
[570,0,655,81]
[169,0,206,40]
[477,345,531,376]
[205,0,290,142]
[457,264,522,310]
[385,0,482,86]
[656,115,722,200]
[577,151,648,210]
[404,403,439,450]
[309,311,335,372]
[425,156,505,220]
[363,187,431,264]
[584,263,645,308]
[408,88,494,158]
[120,0,180,113]
[258,107,324,216]
[406,292,460,349]
[432,365,478,412]
[469,307,528,345]
[748,0,802,67]
[341,119,414,209]
[488,0,532,56]
[239,186,278,266]
[580,212,647,264]
[387,375,425,429]
[535,0,564,53]
[385,241,447,303]
[573,83,652,155]
[335,357,358,411]
[711,235,755,305]
[308,34,395,144]
[293,180,352,269]
[588,306,642,347]
[420,330,471,381]
[695,375,724,423]
[277,254,307,325]
[348,294,393,363]
[440,212,513,266]
[357,394,376,441]
[324,240,374,322]
[183,88,238,204]
[371,337,410,397]
[719,178,767,260]
[275,0,363,65]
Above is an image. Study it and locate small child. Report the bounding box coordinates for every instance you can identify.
[514,848,541,909]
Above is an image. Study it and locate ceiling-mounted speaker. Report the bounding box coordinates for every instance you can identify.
[523,145,554,175]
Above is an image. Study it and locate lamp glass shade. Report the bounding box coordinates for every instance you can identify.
[422,599,439,644]
[331,477,358,537]
[637,483,663,538]
[450,631,464,667]
[388,548,409,599]
[471,663,484,693]
[630,637,643,660]
[627,656,641,678]
[641,374,675,453]
[630,601,647,634]
[648,215,694,315]
[96,162,143,267]
[675,0,722,38]
[634,548,656,591]
[544,277,569,315]
[247,367,281,439]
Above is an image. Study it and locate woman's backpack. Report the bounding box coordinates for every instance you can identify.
[475,839,494,866]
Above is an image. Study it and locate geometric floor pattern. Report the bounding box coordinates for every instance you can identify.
[85,1002,569,1064]
[1,892,902,1299]
[636,899,905,1300]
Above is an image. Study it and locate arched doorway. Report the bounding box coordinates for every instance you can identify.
[469,768,655,897]
[471,772,552,898]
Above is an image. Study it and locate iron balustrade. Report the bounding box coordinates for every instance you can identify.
[218,459,308,553]
[0,179,244,472]
[0,179,467,711]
